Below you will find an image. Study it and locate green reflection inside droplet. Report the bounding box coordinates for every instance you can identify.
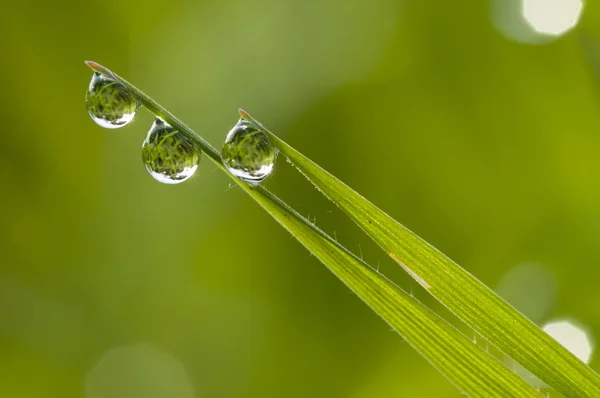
[85,72,139,129]
[221,119,277,184]
[142,119,201,184]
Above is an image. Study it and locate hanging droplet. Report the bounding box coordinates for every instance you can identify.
[142,119,201,184]
[221,118,277,184]
[85,72,139,128]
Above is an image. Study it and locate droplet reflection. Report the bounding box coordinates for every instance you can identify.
[221,118,277,184]
[142,119,201,184]
[85,72,139,128]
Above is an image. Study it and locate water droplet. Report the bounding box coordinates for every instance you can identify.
[221,118,277,184]
[142,119,200,184]
[85,72,139,128]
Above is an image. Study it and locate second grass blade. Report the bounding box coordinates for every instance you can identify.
[244,112,600,397]
[246,184,539,398]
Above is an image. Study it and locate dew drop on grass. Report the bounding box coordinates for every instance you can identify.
[85,72,139,128]
[142,119,201,184]
[221,118,277,184]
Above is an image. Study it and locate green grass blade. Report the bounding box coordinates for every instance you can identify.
[238,111,600,397]
[241,186,540,398]
[85,61,541,397]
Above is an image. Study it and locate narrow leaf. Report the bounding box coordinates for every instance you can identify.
[241,111,600,397]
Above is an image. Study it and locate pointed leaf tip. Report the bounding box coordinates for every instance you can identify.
[83,62,119,82]
[238,108,251,120]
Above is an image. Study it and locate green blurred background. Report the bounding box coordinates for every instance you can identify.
[2,1,600,397]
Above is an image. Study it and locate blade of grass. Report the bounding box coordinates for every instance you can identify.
[85,61,541,397]
[244,182,540,398]
[238,111,600,397]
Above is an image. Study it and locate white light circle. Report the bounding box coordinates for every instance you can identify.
[522,0,583,36]
[543,320,594,364]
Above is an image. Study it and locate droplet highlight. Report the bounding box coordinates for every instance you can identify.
[221,118,277,184]
[142,119,200,184]
[85,72,139,128]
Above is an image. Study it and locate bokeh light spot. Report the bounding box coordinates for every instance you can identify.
[543,320,594,364]
[496,262,557,323]
[491,0,583,44]
[522,0,583,36]
[85,343,195,398]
